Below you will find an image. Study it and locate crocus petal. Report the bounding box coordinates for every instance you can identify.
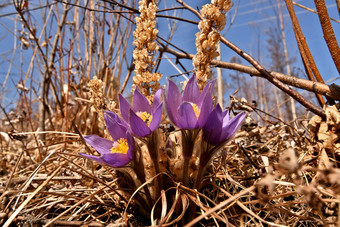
[149,103,163,131]
[203,104,223,144]
[133,87,152,113]
[104,113,127,141]
[102,153,131,167]
[220,112,247,141]
[222,110,230,128]
[129,109,151,137]
[197,79,216,105]
[197,85,214,127]
[152,89,162,113]
[177,102,199,129]
[183,74,200,103]
[105,111,129,128]
[119,94,131,122]
[79,153,106,165]
[84,135,113,155]
[165,80,182,126]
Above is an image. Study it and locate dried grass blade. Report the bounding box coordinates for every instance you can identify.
[3,165,63,227]
[151,189,167,226]
[171,194,189,224]
[161,190,167,221]
[125,172,162,225]
[184,186,255,227]
[218,186,287,227]
[161,187,181,225]
[43,184,109,227]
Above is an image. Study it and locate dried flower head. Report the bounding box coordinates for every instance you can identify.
[255,174,276,203]
[277,147,299,173]
[132,0,162,101]
[89,76,105,121]
[193,0,232,90]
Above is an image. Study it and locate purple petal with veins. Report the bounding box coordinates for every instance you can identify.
[177,102,199,129]
[84,135,113,155]
[165,79,182,126]
[133,87,151,113]
[149,103,163,131]
[183,74,200,103]
[129,108,151,137]
[119,94,131,122]
[152,89,162,113]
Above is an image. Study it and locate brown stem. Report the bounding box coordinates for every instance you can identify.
[284,0,327,106]
[194,163,204,190]
[175,0,326,118]
[161,44,328,118]
[160,45,340,101]
[182,157,190,187]
[314,0,340,75]
[219,36,326,118]
[292,2,340,23]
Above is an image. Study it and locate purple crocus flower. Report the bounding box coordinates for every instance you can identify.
[203,104,246,145]
[194,105,246,189]
[119,88,162,137]
[165,74,215,129]
[79,111,134,167]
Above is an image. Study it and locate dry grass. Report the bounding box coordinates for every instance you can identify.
[1,0,339,226]
[1,97,339,226]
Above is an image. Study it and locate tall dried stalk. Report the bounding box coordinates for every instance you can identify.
[277,0,296,121]
[314,0,340,75]
[284,0,326,107]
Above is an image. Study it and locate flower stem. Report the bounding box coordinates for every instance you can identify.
[181,130,196,187]
[194,163,205,190]
[182,156,190,186]
[146,130,162,199]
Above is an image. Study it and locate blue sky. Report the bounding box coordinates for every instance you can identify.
[0,0,339,112]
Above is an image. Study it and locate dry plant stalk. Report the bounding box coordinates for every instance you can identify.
[132,0,162,101]
[193,0,232,90]
[88,76,105,122]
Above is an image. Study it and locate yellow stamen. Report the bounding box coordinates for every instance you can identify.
[191,103,200,119]
[137,111,153,126]
[110,138,129,154]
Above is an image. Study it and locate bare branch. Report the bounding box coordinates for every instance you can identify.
[284,0,327,106]
[314,0,340,75]
[160,45,340,102]
[175,0,326,117]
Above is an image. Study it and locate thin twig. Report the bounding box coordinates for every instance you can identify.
[293,1,340,23]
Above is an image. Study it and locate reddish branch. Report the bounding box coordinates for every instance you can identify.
[314,0,340,75]
[176,0,326,118]
[284,0,328,106]
[160,45,340,101]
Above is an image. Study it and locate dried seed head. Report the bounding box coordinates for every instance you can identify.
[132,0,162,101]
[297,185,323,212]
[255,174,276,203]
[193,0,232,90]
[278,147,299,173]
[89,76,105,122]
[317,168,340,194]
